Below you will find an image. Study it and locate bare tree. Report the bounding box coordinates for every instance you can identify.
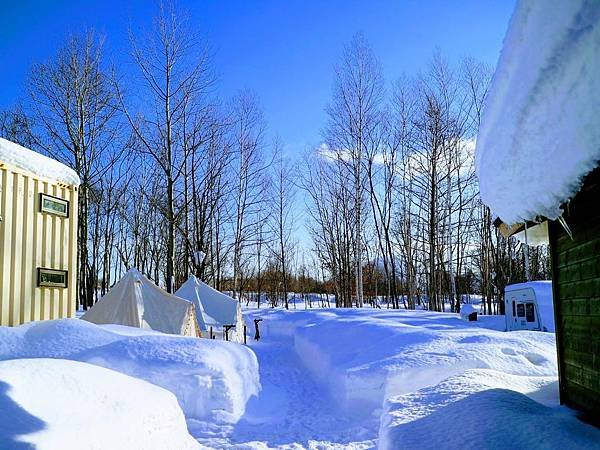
[270,138,296,309]
[324,33,384,307]
[117,3,214,292]
[27,32,121,308]
[229,91,269,300]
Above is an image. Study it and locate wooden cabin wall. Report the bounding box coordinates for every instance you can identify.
[0,164,78,326]
[549,167,600,419]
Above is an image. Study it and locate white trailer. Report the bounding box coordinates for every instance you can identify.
[504,281,554,332]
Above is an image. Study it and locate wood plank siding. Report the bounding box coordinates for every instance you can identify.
[0,162,78,326]
[550,167,600,419]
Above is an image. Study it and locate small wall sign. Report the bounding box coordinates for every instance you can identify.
[39,193,69,217]
[37,268,68,288]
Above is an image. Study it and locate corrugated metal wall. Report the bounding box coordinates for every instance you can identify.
[0,163,78,326]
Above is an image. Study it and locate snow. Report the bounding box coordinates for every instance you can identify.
[0,137,80,186]
[0,319,260,424]
[458,303,476,319]
[253,309,556,415]
[236,307,599,449]
[0,358,199,450]
[2,308,598,449]
[475,0,600,224]
[379,369,600,450]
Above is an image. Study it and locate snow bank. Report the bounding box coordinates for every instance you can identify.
[379,369,600,450]
[0,137,80,186]
[0,358,199,450]
[475,0,600,224]
[0,319,259,423]
[245,308,556,417]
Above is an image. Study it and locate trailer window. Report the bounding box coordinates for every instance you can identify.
[512,300,516,317]
[516,303,525,317]
[526,303,535,322]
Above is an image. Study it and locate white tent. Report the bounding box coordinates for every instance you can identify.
[176,275,244,342]
[81,269,200,337]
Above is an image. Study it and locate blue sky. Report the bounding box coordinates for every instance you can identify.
[1,0,515,156]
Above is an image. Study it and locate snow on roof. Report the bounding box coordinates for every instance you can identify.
[475,0,600,224]
[0,137,80,186]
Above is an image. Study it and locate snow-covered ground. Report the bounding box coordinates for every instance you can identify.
[0,358,199,450]
[0,319,259,449]
[234,307,599,449]
[2,309,599,449]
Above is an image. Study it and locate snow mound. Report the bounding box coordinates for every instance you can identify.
[475,0,600,224]
[0,358,199,450]
[458,303,476,319]
[0,319,259,423]
[0,137,80,186]
[379,369,600,450]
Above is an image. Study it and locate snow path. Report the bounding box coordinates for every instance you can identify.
[190,336,378,449]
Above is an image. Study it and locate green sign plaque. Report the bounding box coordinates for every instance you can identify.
[39,193,69,217]
[37,268,68,288]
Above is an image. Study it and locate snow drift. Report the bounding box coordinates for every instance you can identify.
[379,369,600,450]
[246,308,556,417]
[475,0,600,224]
[0,319,259,424]
[0,358,199,450]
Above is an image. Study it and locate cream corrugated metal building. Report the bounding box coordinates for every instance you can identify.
[0,137,79,326]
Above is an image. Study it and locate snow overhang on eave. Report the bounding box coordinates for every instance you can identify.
[475,0,600,225]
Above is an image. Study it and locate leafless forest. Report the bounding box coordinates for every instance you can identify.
[0,5,550,313]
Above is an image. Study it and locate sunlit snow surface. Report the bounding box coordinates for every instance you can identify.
[1,309,599,449]
[224,307,598,450]
[475,0,600,224]
[0,358,200,450]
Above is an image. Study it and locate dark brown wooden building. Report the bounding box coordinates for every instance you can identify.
[473,0,600,423]
[548,167,600,420]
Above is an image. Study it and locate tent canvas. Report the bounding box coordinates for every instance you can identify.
[81,269,200,337]
[176,275,244,342]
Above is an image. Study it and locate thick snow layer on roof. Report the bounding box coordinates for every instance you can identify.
[0,319,259,424]
[475,0,600,224]
[0,358,200,449]
[0,137,80,186]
